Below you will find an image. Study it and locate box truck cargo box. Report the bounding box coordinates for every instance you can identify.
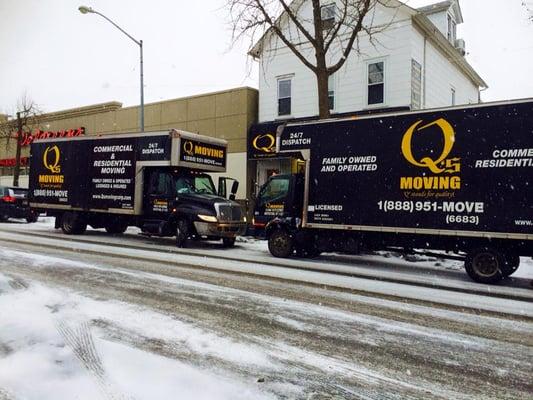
[29,129,246,247]
[254,99,533,283]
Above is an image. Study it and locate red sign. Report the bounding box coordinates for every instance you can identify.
[12,127,85,147]
[0,157,29,167]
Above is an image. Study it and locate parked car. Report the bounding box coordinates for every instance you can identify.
[0,186,39,223]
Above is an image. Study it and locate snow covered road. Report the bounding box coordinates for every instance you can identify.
[0,221,533,400]
[0,221,532,399]
[0,218,532,315]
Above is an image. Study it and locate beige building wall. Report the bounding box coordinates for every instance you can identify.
[0,87,258,199]
[0,175,28,187]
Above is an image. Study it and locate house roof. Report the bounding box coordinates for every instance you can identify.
[412,11,487,89]
[249,0,486,89]
[249,0,410,58]
[417,0,463,24]
[248,0,306,58]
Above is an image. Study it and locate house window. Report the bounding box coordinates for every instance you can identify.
[367,61,385,105]
[451,88,456,106]
[278,78,292,116]
[321,4,336,30]
[328,74,335,110]
[447,14,456,43]
[411,59,422,110]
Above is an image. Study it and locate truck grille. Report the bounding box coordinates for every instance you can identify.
[216,203,243,222]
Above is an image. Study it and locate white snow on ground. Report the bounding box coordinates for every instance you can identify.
[0,272,276,400]
[12,216,533,280]
[2,228,532,318]
[1,244,532,399]
[0,249,272,368]
[0,247,509,350]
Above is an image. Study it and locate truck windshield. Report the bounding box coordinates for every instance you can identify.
[257,176,289,207]
[175,174,217,195]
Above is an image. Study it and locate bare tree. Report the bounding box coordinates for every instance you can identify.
[228,0,399,118]
[0,93,42,186]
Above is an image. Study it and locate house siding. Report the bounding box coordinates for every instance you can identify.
[411,26,479,108]
[258,6,415,122]
[256,1,482,122]
[426,12,448,36]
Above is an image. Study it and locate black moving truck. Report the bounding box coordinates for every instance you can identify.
[253,99,533,283]
[29,129,246,247]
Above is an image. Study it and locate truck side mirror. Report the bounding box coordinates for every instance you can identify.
[218,177,227,198]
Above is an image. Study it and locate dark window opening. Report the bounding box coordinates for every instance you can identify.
[278,79,292,116]
[368,61,384,105]
[321,4,336,30]
[328,74,335,110]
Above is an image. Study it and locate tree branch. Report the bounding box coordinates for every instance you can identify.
[253,0,317,73]
[324,0,348,53]
[328,0,372,75]
[279,0,317,46]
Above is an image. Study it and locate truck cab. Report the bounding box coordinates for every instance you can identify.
[252,173,303,232]
[142,167,245,247]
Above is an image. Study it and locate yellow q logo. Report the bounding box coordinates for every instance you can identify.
[183,140,194,156]
[43,145,61,173]
[401,118,455,174]
[252,133,275,153]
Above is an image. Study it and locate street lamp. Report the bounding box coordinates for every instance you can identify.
[78,5,144,132]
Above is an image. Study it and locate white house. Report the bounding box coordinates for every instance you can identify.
[247,0,487,188]
[250,0,487,122]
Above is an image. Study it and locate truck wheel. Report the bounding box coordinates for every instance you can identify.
[105,223,128,234]
[465,247,504,284]
[268,229,293,258]
[26,211,39,223]
[502,253,520,277]
[0,215,8,222]
[222,237,236,248]
[176,219,189,248]
[61,212,87,235]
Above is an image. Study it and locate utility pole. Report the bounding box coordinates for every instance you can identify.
[13,111,22,187]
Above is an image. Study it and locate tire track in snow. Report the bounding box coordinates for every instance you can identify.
[1,248,532,399]
[56,321,133,400]
[0,388,16,400]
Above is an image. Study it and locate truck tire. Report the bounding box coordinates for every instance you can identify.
[268,229,293,258]
[465,247,504,284]
[176,219,189,248]
[105,222,128,234]
[26,211,39,223]
[61,212,87,235]
[502,253,520,277]
[222,237,236,248]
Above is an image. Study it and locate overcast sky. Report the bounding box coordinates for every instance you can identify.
[1,0,532,115]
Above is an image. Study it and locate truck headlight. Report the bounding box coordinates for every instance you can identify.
[198,214,218,223]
